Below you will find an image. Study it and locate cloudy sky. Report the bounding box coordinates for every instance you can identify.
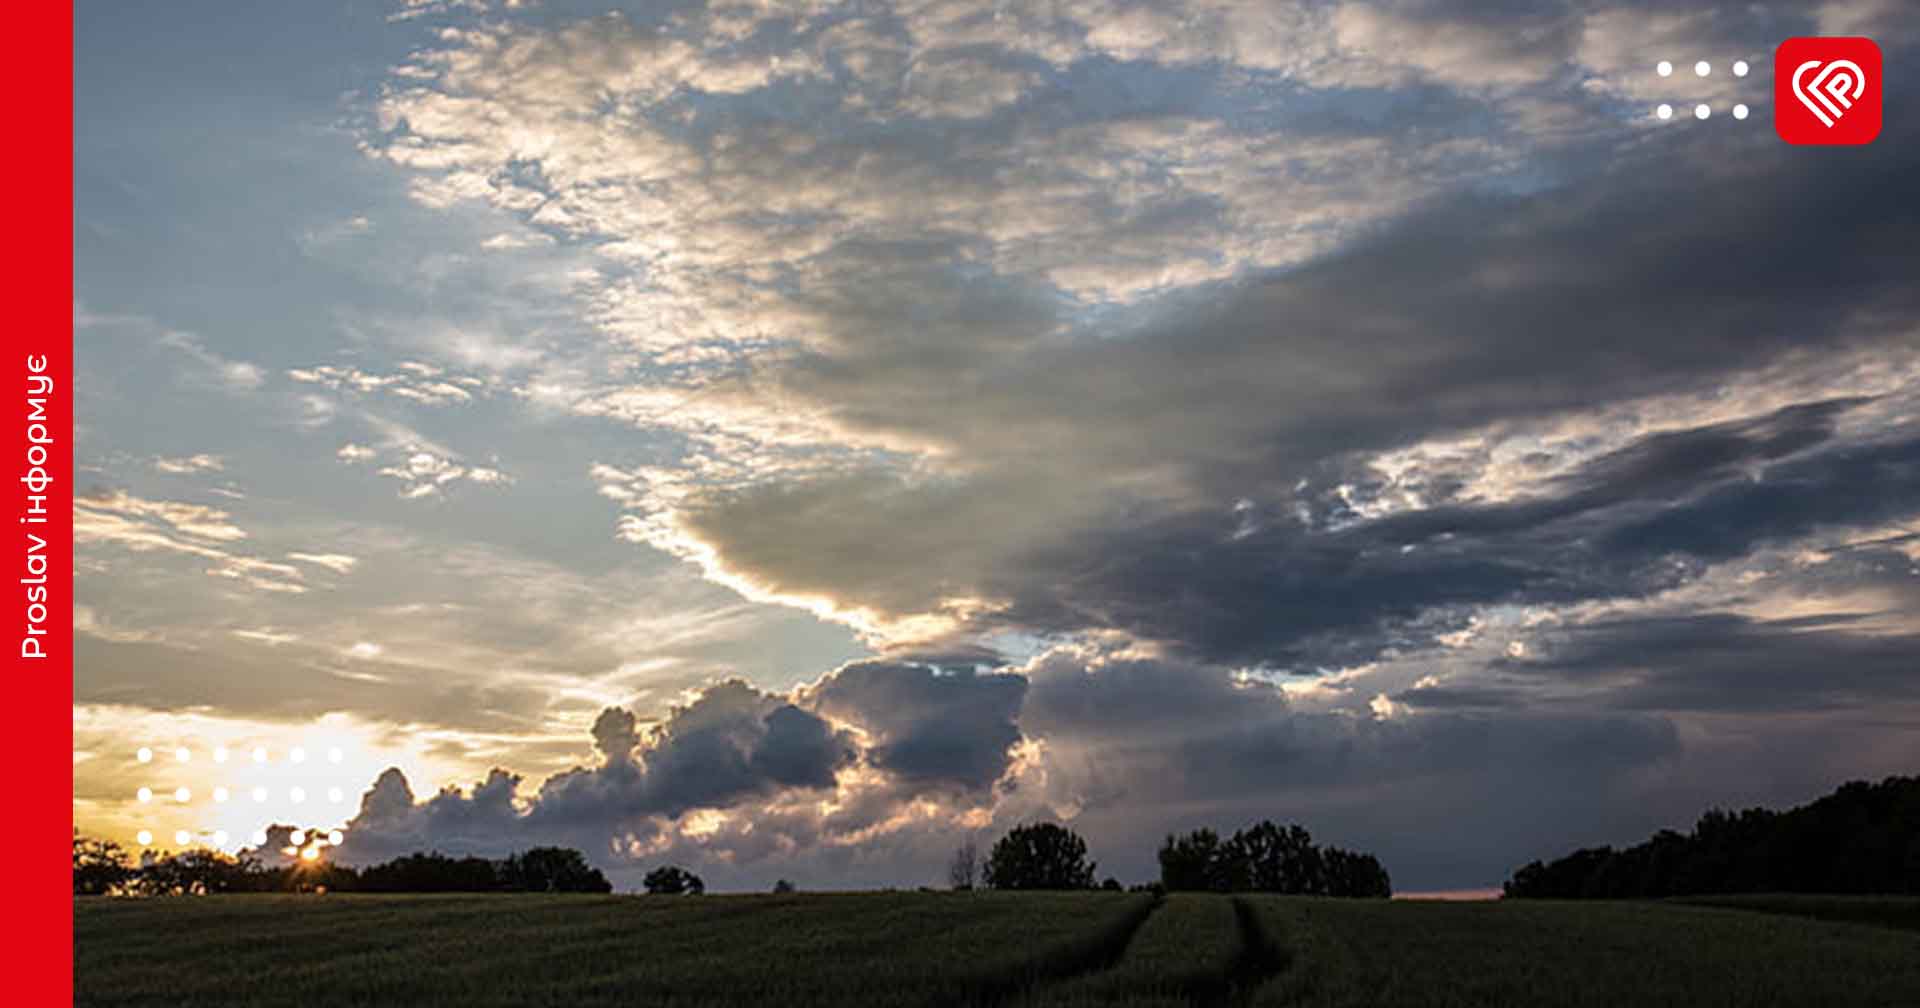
[75,0,1918,892]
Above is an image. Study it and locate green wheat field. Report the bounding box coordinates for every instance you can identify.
[75,891,1920,1007]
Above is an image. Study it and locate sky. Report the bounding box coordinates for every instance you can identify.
[74,0,1919,893]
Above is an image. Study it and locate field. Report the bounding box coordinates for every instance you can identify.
[76,892,1920,1007]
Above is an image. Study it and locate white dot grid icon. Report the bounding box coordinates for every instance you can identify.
[133,737,362,853]
[1654,58,1754,124]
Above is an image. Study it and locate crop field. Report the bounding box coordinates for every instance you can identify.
[76,892,1920,1007]
[1675,893,1920,933]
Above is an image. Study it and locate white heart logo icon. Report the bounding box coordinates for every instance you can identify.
[1792,58,1867,127]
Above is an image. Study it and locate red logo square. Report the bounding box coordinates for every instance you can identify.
[1775,37,1881,145]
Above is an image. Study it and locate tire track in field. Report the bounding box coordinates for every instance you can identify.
[1212,897,1292,1008]
[963,892,1165,1007]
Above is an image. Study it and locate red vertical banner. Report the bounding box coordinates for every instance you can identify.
[11,3,74,1003]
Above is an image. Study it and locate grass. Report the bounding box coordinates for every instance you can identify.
[75,891,1152,1007]
[76,891,1920,1007]
[1675,893,1920,932]
[1017,893,1246,1006]
[1245,896,1920,1007]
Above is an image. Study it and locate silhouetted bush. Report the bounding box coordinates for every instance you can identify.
[643,865,705,895]
[503,847,613,893]
[1505,775,1920,898]
[1158,819,1390,897]
[359,852,501,893]
[73,833,134,895]
[985,822,1098,890]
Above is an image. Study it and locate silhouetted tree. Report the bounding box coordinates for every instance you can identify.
[643,865,705,895]
[359,852,501,893]
[503,847,613,893]
[1160,828,1236,892]
[138,849,263,895]
[1323,846,1392,898]
[1100,877,1123,891]
[948,838,979,890]
[1231,821,1326,895]
[1159,820,1388,897]
[1505,775,1920,899]
[772,878,797,894]
[73,833,133,895]
[984,822,1097,890]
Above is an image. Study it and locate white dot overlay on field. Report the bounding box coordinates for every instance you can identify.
[1733,60,1749,77]
[136,830,153,846]
[136,747,152,763]
[1656,60,1673,77]
[174,786,192,803]
[1695,104,1711,120]
[213,830,229,846]
[1695,61,1711,77]
[136,787,152,803]
[252,786,269,802]
[1733,104,1749,120]
[290,786,307,803]
[328,830,346,845]
[291,830,306,845]
[1655,103,1673,120]
[174,830,191,846]
[214,786,230,803]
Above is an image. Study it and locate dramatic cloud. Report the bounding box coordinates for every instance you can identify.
[76,0,1920,891]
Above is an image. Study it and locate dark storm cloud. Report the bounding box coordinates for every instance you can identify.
[535,680,859,823]
[1505,612,1920,713]
[1009,647,1692,888]
[990,398,1920,669]
[805,661,1028,790]
[681,108,1920,660]
[337,679,864,862]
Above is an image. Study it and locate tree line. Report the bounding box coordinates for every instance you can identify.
[78,818,1392,897]
[74,837,616,896]
[949,819,1391,897]
[1504,775,1920,899]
